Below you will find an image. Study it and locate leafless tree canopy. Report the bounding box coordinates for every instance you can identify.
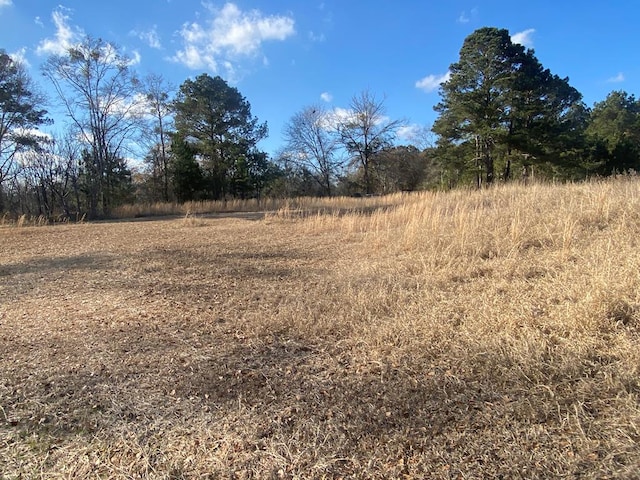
[282,105,342,196]
[42,37,142,216]
[338,90,405,194]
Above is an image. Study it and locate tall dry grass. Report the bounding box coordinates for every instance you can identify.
[1,176,639,478]
[263,176,640,477]
[111,194,401,219]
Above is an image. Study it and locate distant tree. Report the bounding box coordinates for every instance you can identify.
[433,27,584,186]
[430,139,474,189]
[338,90,405,194]
[271,151,324,197]
[373,145,430,193]
[17,129,85,217]
[54,130,84,217]
[43,37,142,217]
[78,149,134,210]
[142,74,174,202]
[229,150,281,200]
[170,136,204,202]
[173,74,267,200]
[0,50,51,212]
[282,105,341,196]
[18,137,75,218]
[586,91,640,174]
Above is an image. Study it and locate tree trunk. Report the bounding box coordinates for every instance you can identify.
[475,135,482,188]
[485,154,494,184]
[363,159,372,195]
[483,137,494,185]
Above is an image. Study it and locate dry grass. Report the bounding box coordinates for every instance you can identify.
[0,214,61,228]
[111,194,401,220]
[1,177,640,479]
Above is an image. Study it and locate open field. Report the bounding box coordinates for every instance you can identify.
[2,178,640,479]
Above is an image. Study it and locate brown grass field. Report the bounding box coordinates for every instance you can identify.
[1,178,640,479]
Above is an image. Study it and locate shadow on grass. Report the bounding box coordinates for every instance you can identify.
[1,322,598,478]
[0,254,117,278]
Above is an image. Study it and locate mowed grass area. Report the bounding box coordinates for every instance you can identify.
[1,178,640,479]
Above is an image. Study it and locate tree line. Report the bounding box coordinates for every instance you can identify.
[1,28,639,219]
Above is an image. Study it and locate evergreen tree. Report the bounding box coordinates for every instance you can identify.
[170,136,204,202]
[586,91,640,174]
[0,50,50,212]
[173,74,267,200]
[433,27,584,185]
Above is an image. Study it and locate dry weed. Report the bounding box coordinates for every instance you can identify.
[2,177,640,478]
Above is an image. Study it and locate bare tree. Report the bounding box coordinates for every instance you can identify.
[141,73,174,202]
[282,104,341,196]
[338,90,405,194]
[42,37,142,217]
[18,130,83,218]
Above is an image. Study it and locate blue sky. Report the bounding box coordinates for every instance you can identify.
[1,0,638,157]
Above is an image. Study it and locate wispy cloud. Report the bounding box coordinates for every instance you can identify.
[397,124,435,149]
[36,7,84,56]
[415,71,451,93]
[330,107,352,123]
[397,124,421,142]
[318,107,353,131]
[320,92,333,102]
[457,7,478,24]
[128,50,142,66]
[607,72,625,83]
[132,26,162,49]
[308,31,325,42]
[511,28,535,48]
[172,2,295,76]
[324,106,390,130]
[0,0,12,9]
[9,47,30,67]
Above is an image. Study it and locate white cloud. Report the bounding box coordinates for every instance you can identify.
[396,124,435,148]
[397,124,421,141]
[330,107,353,122]
[132,26,162,49]
[320,107,353,130]
[106,92,151,122]
[511,28,535,48]
[415,71,451,93]
[320,92,333,102]
[174,44,209,70]
[607,72,625,83]
[173,2,295,75]
[36,7,83,56]
[322,106,391,130]
[9,47,30,67]
[128,50,142,66]
[0,0,12,8]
